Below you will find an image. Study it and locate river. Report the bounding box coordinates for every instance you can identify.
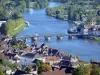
[17,2,100,62]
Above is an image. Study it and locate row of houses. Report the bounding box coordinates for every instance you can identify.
[0,34,82,75]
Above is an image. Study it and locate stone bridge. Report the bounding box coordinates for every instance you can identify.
[18,33,100,42]
[18,33,83,41]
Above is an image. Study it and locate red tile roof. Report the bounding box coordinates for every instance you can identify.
[46,56,60,61]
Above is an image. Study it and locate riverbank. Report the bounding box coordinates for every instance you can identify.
[89,37,100,41]
[11,23,28,36]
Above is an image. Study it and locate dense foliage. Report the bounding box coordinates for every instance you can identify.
[0,18,26,36]
[0,67,6,75]
[33,59,52,74]
[46,0,100,24]
[0,0,49,36]
[38,63,52,74]
[32,0,48,9]
[0,53,21,70]
[72,64,100,75]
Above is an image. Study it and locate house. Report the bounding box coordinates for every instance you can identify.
[62,56,78,62]
[42,69,72,75]
[0,41,8,52]
[60,60,70,67]
[13,54,20,63]
[60,56,80,68]
[48,48,59,56]
[45,56,61,65]
[5,53,17,59]
[20,53,45,66]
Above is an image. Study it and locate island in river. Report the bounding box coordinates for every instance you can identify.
[17,2,100,62]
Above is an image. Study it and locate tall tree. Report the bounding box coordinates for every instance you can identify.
[91,64,100,75]
[38,63,52,74]
[72,64,90,75]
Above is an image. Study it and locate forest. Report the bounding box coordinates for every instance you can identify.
[46,0,100,25]
[0,0,48,36]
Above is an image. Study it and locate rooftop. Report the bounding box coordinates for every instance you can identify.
[46,56,60,61]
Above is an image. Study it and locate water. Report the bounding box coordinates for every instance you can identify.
[17,2,100,62]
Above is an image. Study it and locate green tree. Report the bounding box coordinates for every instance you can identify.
[90,59,94,63]
[38,63,52,74]
[34,59,43,67]
[91,64,100,75]
[72,64,90,75]
[0,67,6,75]
[25,0,30,8]
[24,66,32,73]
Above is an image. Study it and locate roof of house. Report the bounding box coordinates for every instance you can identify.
[42,69,72,75]
[60,60,70,67]
[62,56,70,60]
[22,53,43,59]
[0,41,7,45]
[6,53,16,57]
[46,56,60,61]
[48,48,59,56]
[22,53,36,58]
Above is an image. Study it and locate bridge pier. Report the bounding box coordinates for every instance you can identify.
[56,36,62,40]
[44,36,51,41]
[68,35,74,39]
[31,36,38,42]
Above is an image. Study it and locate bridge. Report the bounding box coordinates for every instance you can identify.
[18,33,83,41]
[18,33,100,42]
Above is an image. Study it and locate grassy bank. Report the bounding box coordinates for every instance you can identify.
[10,23,27,36]
[0,18,28,36]
[90,37,100,41]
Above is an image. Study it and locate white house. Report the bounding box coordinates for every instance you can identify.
[20,53,45,66]
[45,56,61,65]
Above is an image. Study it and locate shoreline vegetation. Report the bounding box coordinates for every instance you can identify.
[46,0,100,25]
[89,37,100,41]
[0,0,48,36]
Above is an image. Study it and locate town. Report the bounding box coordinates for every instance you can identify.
[0,34,100,75]
[0,0,100,75]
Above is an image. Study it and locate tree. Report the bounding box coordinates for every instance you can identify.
[0,67,6,75]
[24,66,32,73]
[72,64,90,75]
[38,63,52,74]
[34,59,43,67]
[18,0,26,8]
[91,64,100,75]
[25,0,30,8]
[90,59,94,63]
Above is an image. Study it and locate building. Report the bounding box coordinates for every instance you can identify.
[45,56,61,65]
[20,53,45,66]
[60,56,80,68]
